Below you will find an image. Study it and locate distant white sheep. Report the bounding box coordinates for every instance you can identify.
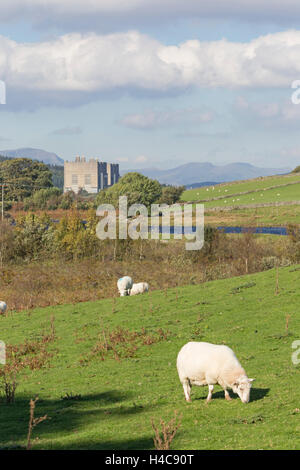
[0,301,7,315]
[177,341,254,404]
[117,276,133,297]
[130,282,149,296]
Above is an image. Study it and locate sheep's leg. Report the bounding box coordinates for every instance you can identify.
[206,384,214,403]
[224,389,232,401]
[182,380,191,402]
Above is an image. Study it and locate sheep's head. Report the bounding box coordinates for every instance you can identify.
[119,290,129,297]
[232,376,255,403]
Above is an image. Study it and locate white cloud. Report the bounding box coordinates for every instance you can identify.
[135,155,148,163]
[120,108,213,129]
[2,30,300,108]
[1,1,300,29]
[235,96,300,128]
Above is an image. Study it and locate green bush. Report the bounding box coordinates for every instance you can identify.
[95,172,162,209]
[24,187,62,210]
[291,165,300,173]
[157,185,185,205]
[13,213,55,261]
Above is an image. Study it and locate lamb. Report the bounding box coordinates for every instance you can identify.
[177,341,254,404]
[0,301,7,315]
[130,282,149,296]
[117,276,133,296]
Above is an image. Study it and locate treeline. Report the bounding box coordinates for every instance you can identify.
[48,164,64,189]
[1,164,185,213]
[0,155,64,190]
[23,188,94,211]
[1,211,300,267]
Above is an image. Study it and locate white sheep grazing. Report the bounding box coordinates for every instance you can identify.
[130,282,149,296]
[117,276,133,296]
[177,341,254,404]
[0,301,7,315]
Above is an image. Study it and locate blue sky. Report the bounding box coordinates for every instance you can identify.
[1,1,300,170]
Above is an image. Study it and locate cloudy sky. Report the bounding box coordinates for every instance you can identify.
[1,0,300,170]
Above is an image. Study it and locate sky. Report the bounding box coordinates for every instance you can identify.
[1,1,300,170]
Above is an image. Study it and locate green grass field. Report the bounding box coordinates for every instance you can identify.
[182,173,300,206]
[0,266,300,450]
[205,205,300,227]
[203,183,300,209]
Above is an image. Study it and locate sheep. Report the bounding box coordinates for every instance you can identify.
[177,341,254,404]
[0,301,7,315]
[117,276,133,297]
[129,282,149,296]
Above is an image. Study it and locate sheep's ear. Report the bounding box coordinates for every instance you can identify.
[249,378,255,382]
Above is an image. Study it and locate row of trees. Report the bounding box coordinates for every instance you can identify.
[0,158,53,202]
[0,211,221,264]
[0,155,64,190]
[2,210,300,267]
[0,158,185,212]
[94,172,185,208]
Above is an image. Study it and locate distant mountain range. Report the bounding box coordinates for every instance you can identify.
[123,162,291,186]
[0,149,292,187]
[0,148,64,166]
[184,182,220,189]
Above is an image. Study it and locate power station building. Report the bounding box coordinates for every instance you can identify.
[64,156,120,193]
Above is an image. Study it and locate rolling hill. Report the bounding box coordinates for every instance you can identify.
[181,172,300,206]
[124,162,290,186]
[0,266,299,449]
[0,148,64,166]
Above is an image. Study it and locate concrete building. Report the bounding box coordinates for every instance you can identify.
[64,156,120,193]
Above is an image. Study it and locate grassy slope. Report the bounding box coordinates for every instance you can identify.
[204,183,300,209]
[181,173,300,202]
[182,173,300,227]
[0,266,300,450]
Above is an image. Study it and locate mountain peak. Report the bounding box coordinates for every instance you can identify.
[123,161,290,185]
[0,148,64,166]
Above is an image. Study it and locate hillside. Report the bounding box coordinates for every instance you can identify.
[0,266,299,450]
[182,172,300,227]
[123,162,290,186]
[0,148,64,166]
[182,173,300,203]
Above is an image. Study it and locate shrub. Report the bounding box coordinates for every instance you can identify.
[95,172,162,209]
[151,411,182,450]
[291,165,300,173]
[0,221,16,264]
[157,186,185,205]
[24,187,62,210]
[13,213,55,261]
[261,256,278,271]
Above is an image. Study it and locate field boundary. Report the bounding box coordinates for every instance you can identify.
[182,180,300,204]
[205,200,300,212]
